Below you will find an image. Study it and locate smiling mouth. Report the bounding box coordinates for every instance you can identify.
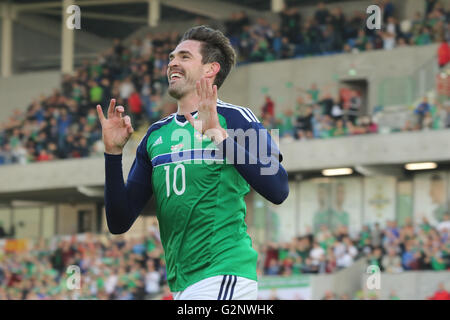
[169,72,184,81]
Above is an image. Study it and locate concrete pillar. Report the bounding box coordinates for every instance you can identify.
[271,0,285,13]
[61,0,74,74]
[148,0,160,27]
[1,3,15,78]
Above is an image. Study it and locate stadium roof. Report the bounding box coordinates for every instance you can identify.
[5,0,365,39]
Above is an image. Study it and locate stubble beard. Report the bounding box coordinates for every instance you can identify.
[168,77,195,100]
[168,83,186,100]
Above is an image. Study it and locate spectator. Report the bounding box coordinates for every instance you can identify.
[402,242,419,270]
[427,282,450,300]
[415,97,432,129]
[277,109,295,139]
[382,247,403,273]
[310,241,325,266]
[383,17,398,50]
[348,91,362,124]
[414,26,433,45]
[89,80,103,106]
[119,77,135,100]
[315,2,330,26]
[438,37,450,68]
[295,106,314,139]
[266,258,281,275]
[36,149,51,162]
[128,89,144,128]
[262,95,275,118]
[367,247,383,271]
[280,7,301,43]
[383,0,395,23]
[144,260,161,299]
[426,0,439,16]
[437,214,450,234]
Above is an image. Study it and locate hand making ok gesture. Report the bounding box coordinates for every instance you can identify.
[96,99,134,155]
[185,78,228,144]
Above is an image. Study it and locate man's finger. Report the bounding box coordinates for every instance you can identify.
[96,105,106,124]
[186,113,203,133]
[202,78,209,99]
[196,81,201,99]
[186,112,195,127]
[199,79,204,100]
[107,99,116,118]
[207,84,218,113]
[201,78,207,100]
[212,84,218,102]
[115,106,124,118]
[206,78,213,99]
[123,115,131,127]
[123,116,134,134]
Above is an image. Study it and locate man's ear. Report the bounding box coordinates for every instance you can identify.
[204,62,221,80]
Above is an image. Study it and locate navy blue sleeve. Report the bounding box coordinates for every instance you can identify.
[216,114,289,205]
[104,136,153,234]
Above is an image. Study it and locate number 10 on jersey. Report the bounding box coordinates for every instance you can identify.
[164,164,186,197]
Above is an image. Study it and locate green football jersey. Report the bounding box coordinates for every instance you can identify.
[136,100,265,292]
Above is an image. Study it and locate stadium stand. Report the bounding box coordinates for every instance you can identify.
[1,0,449,165]
[0,0,450,300]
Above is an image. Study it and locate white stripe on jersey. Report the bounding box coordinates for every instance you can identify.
[245,107,260,123]
[138,114,175,146]
[153,113,175,125]
[217,100,256,123]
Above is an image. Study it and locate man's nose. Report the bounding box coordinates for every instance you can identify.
[168,58,178,68]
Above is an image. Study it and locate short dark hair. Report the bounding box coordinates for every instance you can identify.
[180,25,236,89]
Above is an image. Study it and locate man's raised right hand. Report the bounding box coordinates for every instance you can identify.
[96,99,134,155]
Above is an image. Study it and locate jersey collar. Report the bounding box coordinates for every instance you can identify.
[174,111,198,127]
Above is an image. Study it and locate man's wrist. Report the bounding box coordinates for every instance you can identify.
[105,147,123,155]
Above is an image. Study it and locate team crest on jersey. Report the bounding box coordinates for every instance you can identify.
[194,131,209,141]
[171,143,184,152]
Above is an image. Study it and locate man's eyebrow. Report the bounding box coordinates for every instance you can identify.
[169,50,192,58]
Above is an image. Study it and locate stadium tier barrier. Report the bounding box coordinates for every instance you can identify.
[361,270,450,300]
[1,129,450,196]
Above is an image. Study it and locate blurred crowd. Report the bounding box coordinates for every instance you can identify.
[1,0,450,165]
[225,0,450,63]
[262,86,450,142]
[258,215,450,277]
[260,85,379,141]
[0,33,179,166]
[0,228,173,300]
[0,215,448,300]
[318,282,450,300]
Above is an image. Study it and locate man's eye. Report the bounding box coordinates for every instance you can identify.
[182,55,189,59]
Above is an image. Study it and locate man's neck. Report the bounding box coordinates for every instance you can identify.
[176,91,220,115]
[176,91,201,115]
